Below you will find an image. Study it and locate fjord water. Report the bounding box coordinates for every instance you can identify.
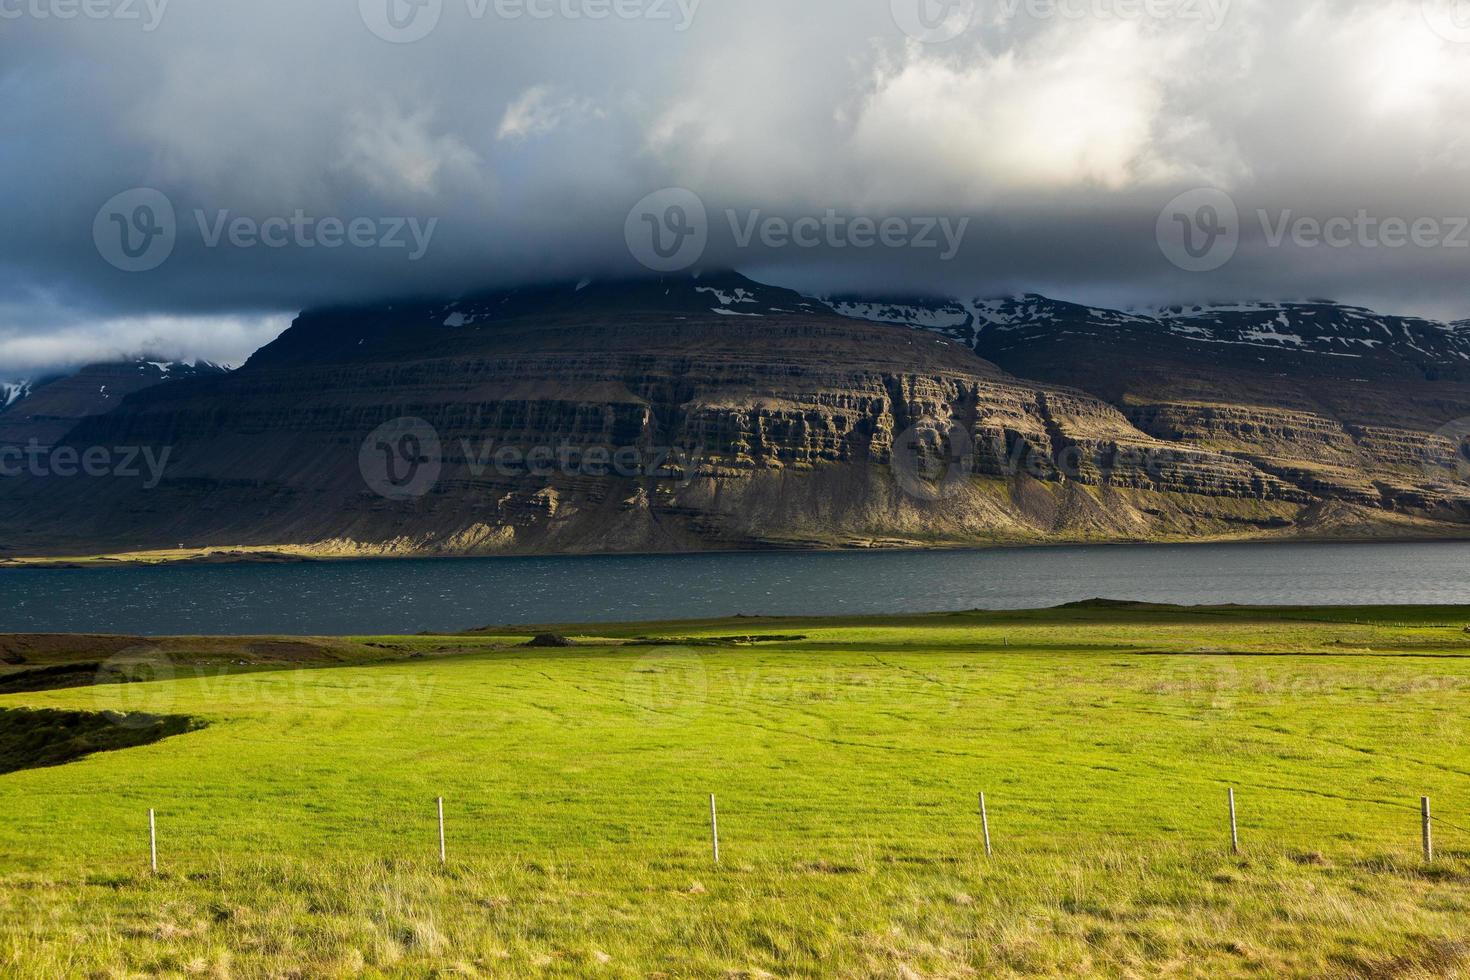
[2,541,1469,635]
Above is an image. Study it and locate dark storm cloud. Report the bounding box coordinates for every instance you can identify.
[2,0,1470,373]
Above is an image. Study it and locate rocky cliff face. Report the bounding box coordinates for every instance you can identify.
[832,290,1470,522]
[1,274,1467,560]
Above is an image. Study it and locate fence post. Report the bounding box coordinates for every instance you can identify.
[149,809,157,874]
[980,792,993,858]
[709,794,720,865]
[438,797,446,864]
[1229,788,1240,855]
[1422,797,1433,862]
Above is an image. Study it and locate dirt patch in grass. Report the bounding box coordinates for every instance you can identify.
[0,635,387,677]
[0,707,201,775]
[626,635,809,647]
[525,634,576,648]
[234,640,341,663]
[0,663,106,694]
[0,634,145,665]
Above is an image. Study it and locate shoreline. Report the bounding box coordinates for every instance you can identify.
[5,527,1470,570]
[3,598,1470,645]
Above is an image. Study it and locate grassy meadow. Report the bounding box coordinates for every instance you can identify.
[3,603,1470,977]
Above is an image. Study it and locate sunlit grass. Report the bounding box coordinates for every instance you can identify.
[3,604,1470,976]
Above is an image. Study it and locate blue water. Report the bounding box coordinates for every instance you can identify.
[2,541,1469,635]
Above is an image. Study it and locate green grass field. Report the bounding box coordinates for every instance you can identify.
[4,603,1470,977]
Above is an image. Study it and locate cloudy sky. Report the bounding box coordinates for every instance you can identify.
[2,0,1470,374]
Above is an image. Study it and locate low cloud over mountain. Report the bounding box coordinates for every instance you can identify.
[4,0,1470,372]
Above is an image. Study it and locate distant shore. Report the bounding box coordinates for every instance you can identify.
[5,525,1470,570]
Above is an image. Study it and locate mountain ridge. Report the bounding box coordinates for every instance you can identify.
[2,273,1468,562]
[0,358,230,449]
[823,292,1470,373]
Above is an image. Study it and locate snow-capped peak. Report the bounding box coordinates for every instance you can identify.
[130,356,229,377]
[817,289,1470,367]
[820,292,1152,344]
[1,380,31,409]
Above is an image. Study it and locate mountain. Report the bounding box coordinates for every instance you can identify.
[0,358,229,450]
[827,293,1470,376]
[1,274,1468,561]
[827,291,1470,515]
[1,381,34,410]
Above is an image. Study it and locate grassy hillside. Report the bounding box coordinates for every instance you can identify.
[3,605,1470,976]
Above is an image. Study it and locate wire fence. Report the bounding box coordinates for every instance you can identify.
[128,785,1468,875]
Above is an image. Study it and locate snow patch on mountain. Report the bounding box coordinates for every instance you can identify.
[822,292,1162,342]
[130,357,230,378]
[825,299,971,331]
[695,285,757,306]
[1,381,30,409]
[437,298,501,327]
[819,288,1470,368]
[696,285,768,316]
